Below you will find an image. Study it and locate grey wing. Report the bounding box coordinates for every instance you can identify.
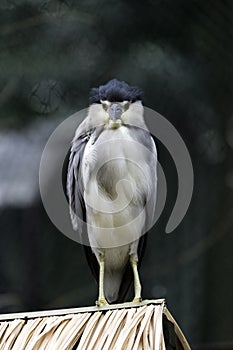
[65,129,102,284]
[67,134,89,233]
[128,125,157,231]
[146,134,157,231]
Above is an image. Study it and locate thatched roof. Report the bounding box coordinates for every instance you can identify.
[0,299,191,350]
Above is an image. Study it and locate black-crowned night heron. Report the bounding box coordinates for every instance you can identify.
[66,79,157,306]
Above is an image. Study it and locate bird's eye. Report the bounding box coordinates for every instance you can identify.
[123,102,130,111]
[102,103,108,111]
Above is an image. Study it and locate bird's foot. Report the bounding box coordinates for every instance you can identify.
[96,298,109,307]
[132,297,142,303]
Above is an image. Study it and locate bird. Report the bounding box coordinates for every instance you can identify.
[66,79,157,306]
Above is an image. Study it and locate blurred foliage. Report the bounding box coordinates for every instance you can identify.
[0,0,233,348]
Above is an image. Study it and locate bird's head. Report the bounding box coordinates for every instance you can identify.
[100,100,130,128]
[88,79,144,129]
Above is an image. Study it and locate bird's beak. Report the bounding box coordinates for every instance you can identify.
[108,103,123,121]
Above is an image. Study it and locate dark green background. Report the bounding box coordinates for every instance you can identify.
[0,1,232,348]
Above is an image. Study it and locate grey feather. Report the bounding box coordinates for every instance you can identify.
[67,132,90,231]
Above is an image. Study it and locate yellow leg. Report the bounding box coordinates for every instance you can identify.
[130,254,142,303]
[96,255,108,307]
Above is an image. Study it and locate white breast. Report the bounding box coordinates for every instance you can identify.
[82,126,153,249]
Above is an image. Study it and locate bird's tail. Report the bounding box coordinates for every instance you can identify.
[104,263,134,304]
[104,269,124,303]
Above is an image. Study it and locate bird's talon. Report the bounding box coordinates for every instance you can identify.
[132,297,142,303]
[96,298,109,307]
